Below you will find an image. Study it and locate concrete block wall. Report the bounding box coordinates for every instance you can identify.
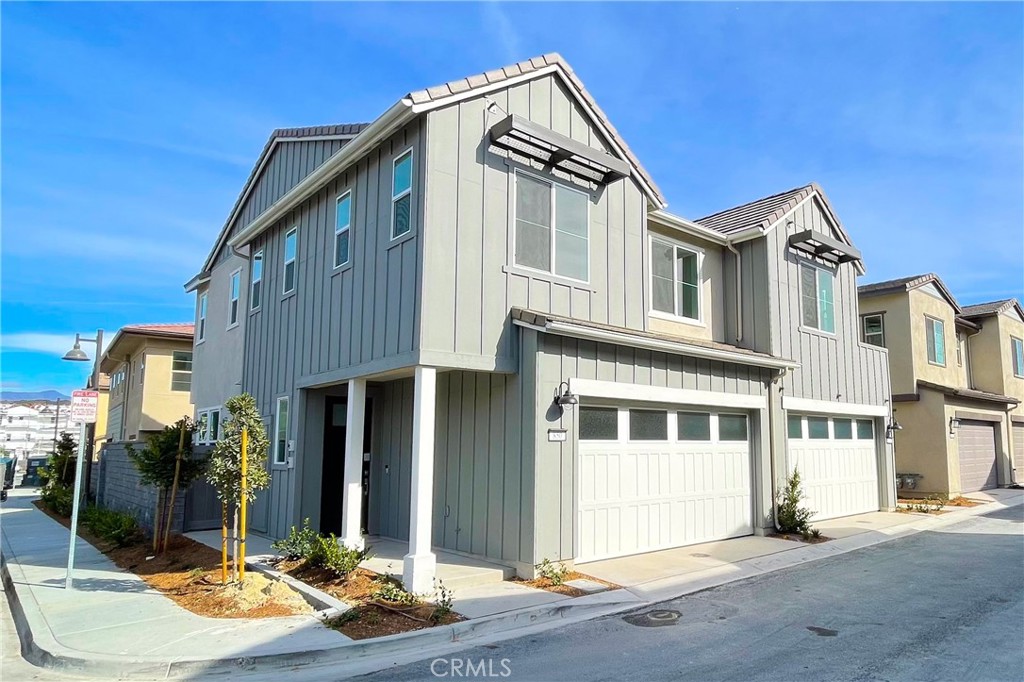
[95,442,185,534]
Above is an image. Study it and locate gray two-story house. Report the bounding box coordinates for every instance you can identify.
[186,54,895,591]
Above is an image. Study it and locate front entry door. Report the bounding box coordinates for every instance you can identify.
[321,397,373,536]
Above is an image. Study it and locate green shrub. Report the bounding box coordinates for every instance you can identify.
[776,468,814,533]
[82,506,140,547]
[272,518,318,560]
[431,579,455,623]
[41,485,74,517]
[307,534,369,578]
[536,558,569,586]
[372,575,418,605]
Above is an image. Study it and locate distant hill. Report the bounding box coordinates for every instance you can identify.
[1,390,71,402]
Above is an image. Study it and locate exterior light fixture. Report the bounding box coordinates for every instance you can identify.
[62,334,90,362]
[885,419,902,443]
[553,381,579,413]
[948,417,961,437]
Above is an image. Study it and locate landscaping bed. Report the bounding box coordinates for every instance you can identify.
[33,500,311,619]
[512,571,619,597]
[770,531,830,544]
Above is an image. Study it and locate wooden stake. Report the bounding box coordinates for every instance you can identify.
[239,427,248,582]
[162,420,186,553]
[221,503,228,585]
[152,492,162,552]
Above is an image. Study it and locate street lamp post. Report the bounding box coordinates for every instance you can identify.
[63,331,103,502]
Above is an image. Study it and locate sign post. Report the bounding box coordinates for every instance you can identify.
[65,390,99,590]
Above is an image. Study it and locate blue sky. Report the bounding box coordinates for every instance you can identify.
[2,2,1022,394]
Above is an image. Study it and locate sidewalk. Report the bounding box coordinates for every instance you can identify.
[4,487,1022,679]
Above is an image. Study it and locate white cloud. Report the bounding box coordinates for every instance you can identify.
[1,333,110,358]
[481,2,523,65]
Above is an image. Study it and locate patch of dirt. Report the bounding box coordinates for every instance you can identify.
[770,531,831,544]
[946,496,982,507]
[34,500,311,619]
[273,560,463,640]
[513,571,620,598]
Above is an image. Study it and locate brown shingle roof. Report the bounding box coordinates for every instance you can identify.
[960,298,1023,319]
[122,323,194,337]
[918,380,1020,405]
[858,273,937,296]
[695,185,816,236]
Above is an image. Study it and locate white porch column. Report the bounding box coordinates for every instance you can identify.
[340,378,366,550]
[403,366,437,593]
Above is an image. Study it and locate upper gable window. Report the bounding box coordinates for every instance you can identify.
[651,237,701,321]
[197,293,207,342]
[228,269,241,327]
[391,150,413,239]
[1011,337,1024,378]
[250,250,263,311]
[925,315,946,366]
[862,313,884,347]
[800,263,835,333]
[514,172,589,282]
[282,228,297,295]
[335,192,352,268]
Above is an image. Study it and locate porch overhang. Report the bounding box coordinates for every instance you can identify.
[787,229,862,265]
[489,114,630,186]
[917,380,1020,407]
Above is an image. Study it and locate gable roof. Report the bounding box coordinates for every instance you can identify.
[857,272,962,312]
[100,323,194,373]
[121,323,195,337]
[960,298,1024,320]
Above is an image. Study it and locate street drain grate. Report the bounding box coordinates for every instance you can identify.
[623,609,681,627]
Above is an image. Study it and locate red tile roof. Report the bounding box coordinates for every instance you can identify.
[121,323,194,337]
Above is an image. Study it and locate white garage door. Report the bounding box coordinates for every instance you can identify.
[787,414,880,521]
[577,406,753,563]
[957,420,998,492]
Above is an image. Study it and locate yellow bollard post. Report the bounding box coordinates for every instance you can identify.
[221,503,228,585]
[240,426,248,582]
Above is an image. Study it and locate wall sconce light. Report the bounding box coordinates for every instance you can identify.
[885,419,902,442]
[553,381,579,414]
[948,417,961,437]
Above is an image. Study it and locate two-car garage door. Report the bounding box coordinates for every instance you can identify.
[577,406,753,562]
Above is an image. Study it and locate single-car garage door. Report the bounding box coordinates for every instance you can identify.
[958,420,998,492]
[787,414,880,520]
[577,406,753,563]
[1012,423,1024,481]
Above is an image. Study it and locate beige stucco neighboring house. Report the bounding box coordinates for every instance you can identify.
[99,324,195,442]
[858,274,1021,496]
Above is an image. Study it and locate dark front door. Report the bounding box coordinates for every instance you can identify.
[321,397,373,536]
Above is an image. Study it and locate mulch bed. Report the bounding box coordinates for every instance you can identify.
[770,531,831,544]
[272,559,463,640]
[33,500,310,619]
[512,570,619,598]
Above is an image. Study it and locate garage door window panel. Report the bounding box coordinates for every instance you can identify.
[677,412,711,441]
[856,419,874,439]
[787,415,804,439]
[580,407,619,441]
[833,419,853,439]
[719,414,748,441]
[807,416,830,439]
[629,410,668,441]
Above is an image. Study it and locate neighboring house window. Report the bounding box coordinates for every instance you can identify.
[651,237,701,321]
[197,412,209,443]
[925,316,946,366]
[196,408,221,444]
[956,333,963,367]
[274,397,290,465]
[282,228,297,294]
[1012,337,1024,378]
[862,314,885,347]
[514,172,589,281]
[391,150,413,239]
[228,269,241,327]
[197,293,207,342]
[799,263,835,333]
[250,250,263,310]
[170,351,193,392]
[335,192,352,268]
[138,358,144,385]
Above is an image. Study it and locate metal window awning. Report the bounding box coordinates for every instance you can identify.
[787,229,862,264]
[489,114,630,186]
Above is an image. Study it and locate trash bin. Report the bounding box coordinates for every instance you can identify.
[0,457,13,501]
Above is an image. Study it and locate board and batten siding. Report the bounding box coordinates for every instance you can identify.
[531,330,773,563]
[420,73,648,372]
[191,253,247,415]
[243,119,426,538]
[765,197,890,406]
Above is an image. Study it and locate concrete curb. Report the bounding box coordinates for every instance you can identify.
[3,493,1021,679]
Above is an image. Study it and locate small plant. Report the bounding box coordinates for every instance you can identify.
[431,579,455,623]
[81,506,140,547]
[307,534,370,578]
[41,484,74,517]
[329,608,361,628]
[776,469,814,534]
[273,518,319,560]
[810,528,822,540]
[372,575,418,605]
[536,558,569,586]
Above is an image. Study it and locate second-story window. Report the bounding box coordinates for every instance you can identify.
[1012,337,1024,378]
[800,263,835,333]
[283,228,297,294]
[392,150,413,239]
[956,333,964,367]
[275,396,290,465]
[228,269,241,327]
[514,172,589,282]
[335,192,352,268]
[171,351,193,391]
[925,316,946,366]
[198,293,207,342]
[250,250,263,310]
[862,314,885,347]
[651,237,700,321]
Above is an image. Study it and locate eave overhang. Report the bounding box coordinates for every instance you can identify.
[184,271,211,293]
[917,380,1020,406]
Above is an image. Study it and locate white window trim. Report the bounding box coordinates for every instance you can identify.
[250,249,264,312]
[648,233,705,327]
[197,293,208,344]
[570,378,767,411]
[1011,336,1024,378]
[782,397,888,417]
[925,315,946,367]
[861,313,885,347]
[390,147,414,241]
[511,168,591,285]
[274,396,290,466]
[227,268,242,330]
[798,261,836,336]
[334,190,353,269]
[195,407,222,445]
[282,227,298,295]
[170,351,193,392]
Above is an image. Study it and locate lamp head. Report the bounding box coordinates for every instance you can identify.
[62,335,90,362]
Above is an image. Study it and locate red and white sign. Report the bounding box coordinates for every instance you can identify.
[70,390,100,424]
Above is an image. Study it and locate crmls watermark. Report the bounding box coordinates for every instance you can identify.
[430,657,512,677]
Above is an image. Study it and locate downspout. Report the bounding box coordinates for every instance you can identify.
[726,240,743,343]
[121,354,132,441]
[768,367,786,532]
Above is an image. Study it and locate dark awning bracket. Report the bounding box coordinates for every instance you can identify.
[489,114,630,186]
[788,229,862,264]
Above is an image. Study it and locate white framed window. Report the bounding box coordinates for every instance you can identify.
[282,228,297,294]
[197,293,207,342]
[228,269,241,327]
[862,313,884,347]
[1011,337,1024,378]
[334,191,352,268]
[800,262,835,333]
[274,396,290,465]
[250,250,263,311]
[391,149,413,240]
[925,315,946,366]
[513,171,589,282]
[196,408,221,444]
[170,351,193,392]
[956,332,964,367]
[650,236,702,322]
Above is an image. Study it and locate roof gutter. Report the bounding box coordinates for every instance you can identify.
[648,209,727,244]
[229,99,416,249]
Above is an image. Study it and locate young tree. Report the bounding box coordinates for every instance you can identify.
[40,432,79,489]
[127,418,206,551]
[206,394,271,581]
